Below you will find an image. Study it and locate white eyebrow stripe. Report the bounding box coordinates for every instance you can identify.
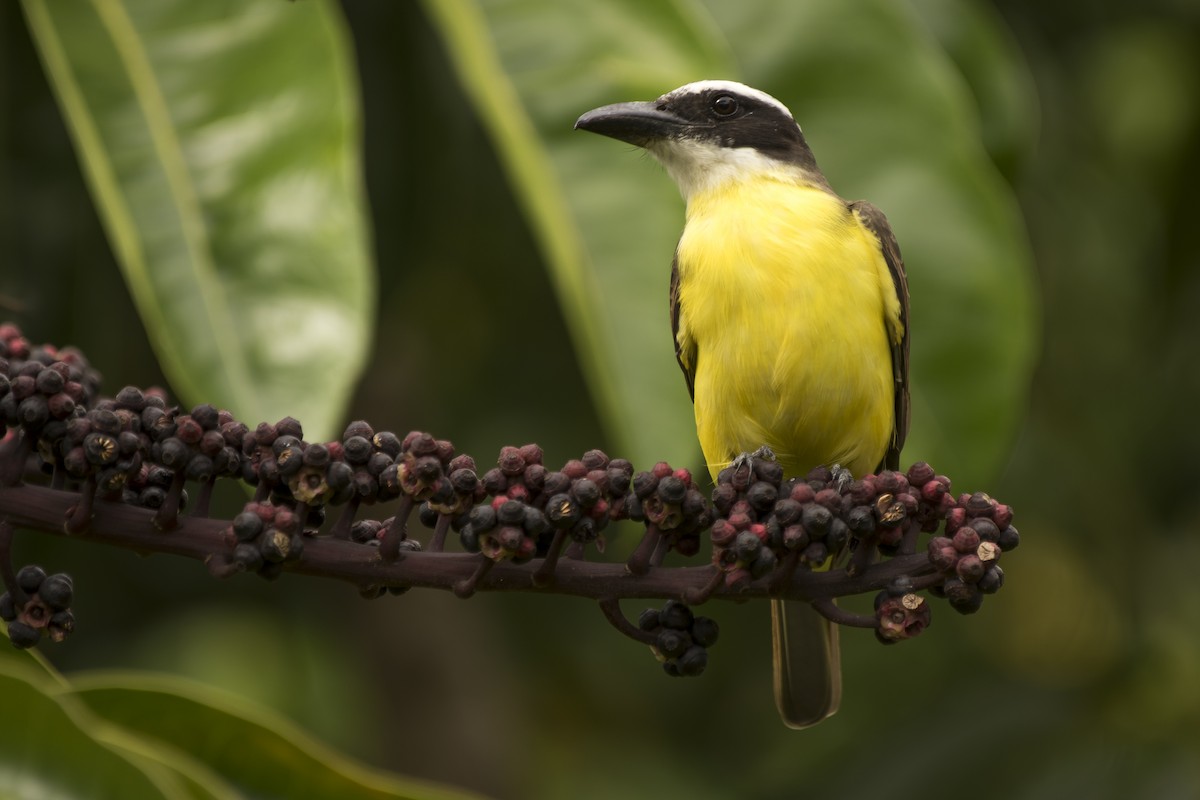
[666,80,794,120]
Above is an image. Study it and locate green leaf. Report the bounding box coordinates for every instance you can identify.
[62,672,488,800]
[0,664,183,800]
[421,0,732,469]
[427,0,1038,486]
[21,0,373,442]
[905,0,1041,178]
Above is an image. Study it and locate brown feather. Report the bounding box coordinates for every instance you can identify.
[849,200,910,471]
[669,252,696,401]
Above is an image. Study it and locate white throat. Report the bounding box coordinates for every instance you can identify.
[646,138,806,202]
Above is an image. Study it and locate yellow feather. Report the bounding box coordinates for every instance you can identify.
[674,173,901,480]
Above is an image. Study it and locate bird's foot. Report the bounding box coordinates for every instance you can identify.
[731,446,776,479]
[829,463,853,493]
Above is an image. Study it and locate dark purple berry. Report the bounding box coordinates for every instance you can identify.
[691,616,719,647]
[7,621,40,649]
[16,565,46,595]
[660,600,693,631]
[38,574,73,611]
[656,628,689,659]
[638,608,661,631]
[677,645,708,676]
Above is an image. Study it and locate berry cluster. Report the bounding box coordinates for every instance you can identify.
[393,431,456,504]
[348,517,420,553]
[874,577,933,643]
[625,462,709,556]
[926,492,1017,614]
[0,325,100,437]
[458,447,633,561]
[709,459,851,590]
[224,501,307,581]
[0,565,75,649]
[330,421,405,509]
[418,452,483,543]
[638,600,719,677]
[0,321,1023,676]
[57,407,145,493]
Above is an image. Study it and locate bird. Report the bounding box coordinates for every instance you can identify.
[575,80,910,728]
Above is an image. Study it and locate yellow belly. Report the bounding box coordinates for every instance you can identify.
[674,176,901,480]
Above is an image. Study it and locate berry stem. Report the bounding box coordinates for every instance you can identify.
[899,520,921,555]
[811,598,877,629]
[532,529,568,587]
[848,533,877,577]
[427,513,452,553]
[649,532,671,568]
[378,495,413,561]
[626,523,662,576]
[0,518,27,606]
[204,552,242,579]
[329,496,360,540]
[682,567,723,606]
[598,597,657,646]
[453,555,494,598]
[153,472,187,531]
[770,549,800,594]
[192,479,215,518]
[0,433,32,486]
[63,475,96,534]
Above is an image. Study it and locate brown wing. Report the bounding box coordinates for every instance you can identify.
[669,251,696,400]
[849,200,910,471]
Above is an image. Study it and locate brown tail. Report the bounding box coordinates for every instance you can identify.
[771,598,841,728]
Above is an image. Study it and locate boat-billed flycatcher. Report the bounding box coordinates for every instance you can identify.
[575,80,910,728]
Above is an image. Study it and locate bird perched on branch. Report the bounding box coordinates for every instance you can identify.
[576,80,910,728]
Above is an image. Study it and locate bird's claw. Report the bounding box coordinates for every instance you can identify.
[829,463,853,492]
[731,446,776,478]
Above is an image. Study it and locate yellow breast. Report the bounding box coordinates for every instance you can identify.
[674,175,901,479]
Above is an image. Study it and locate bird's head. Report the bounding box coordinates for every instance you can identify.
[575,80,823,200]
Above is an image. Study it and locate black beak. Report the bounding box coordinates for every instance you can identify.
[574,101,690,147]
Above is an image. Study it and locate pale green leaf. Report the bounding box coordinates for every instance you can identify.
[21,0,373,441]
[63,672,489,800]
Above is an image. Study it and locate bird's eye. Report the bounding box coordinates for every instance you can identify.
[712,94,738,117]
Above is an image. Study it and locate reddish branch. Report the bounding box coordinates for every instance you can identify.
[0,483,933,603]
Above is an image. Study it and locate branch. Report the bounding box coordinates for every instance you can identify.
[0,483,934,602]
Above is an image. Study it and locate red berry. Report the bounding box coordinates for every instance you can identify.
[790,483,816,504]
[952,526,980,553]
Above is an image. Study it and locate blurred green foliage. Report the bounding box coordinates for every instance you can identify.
[19,0,373,443]
[1,0,1199,798]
